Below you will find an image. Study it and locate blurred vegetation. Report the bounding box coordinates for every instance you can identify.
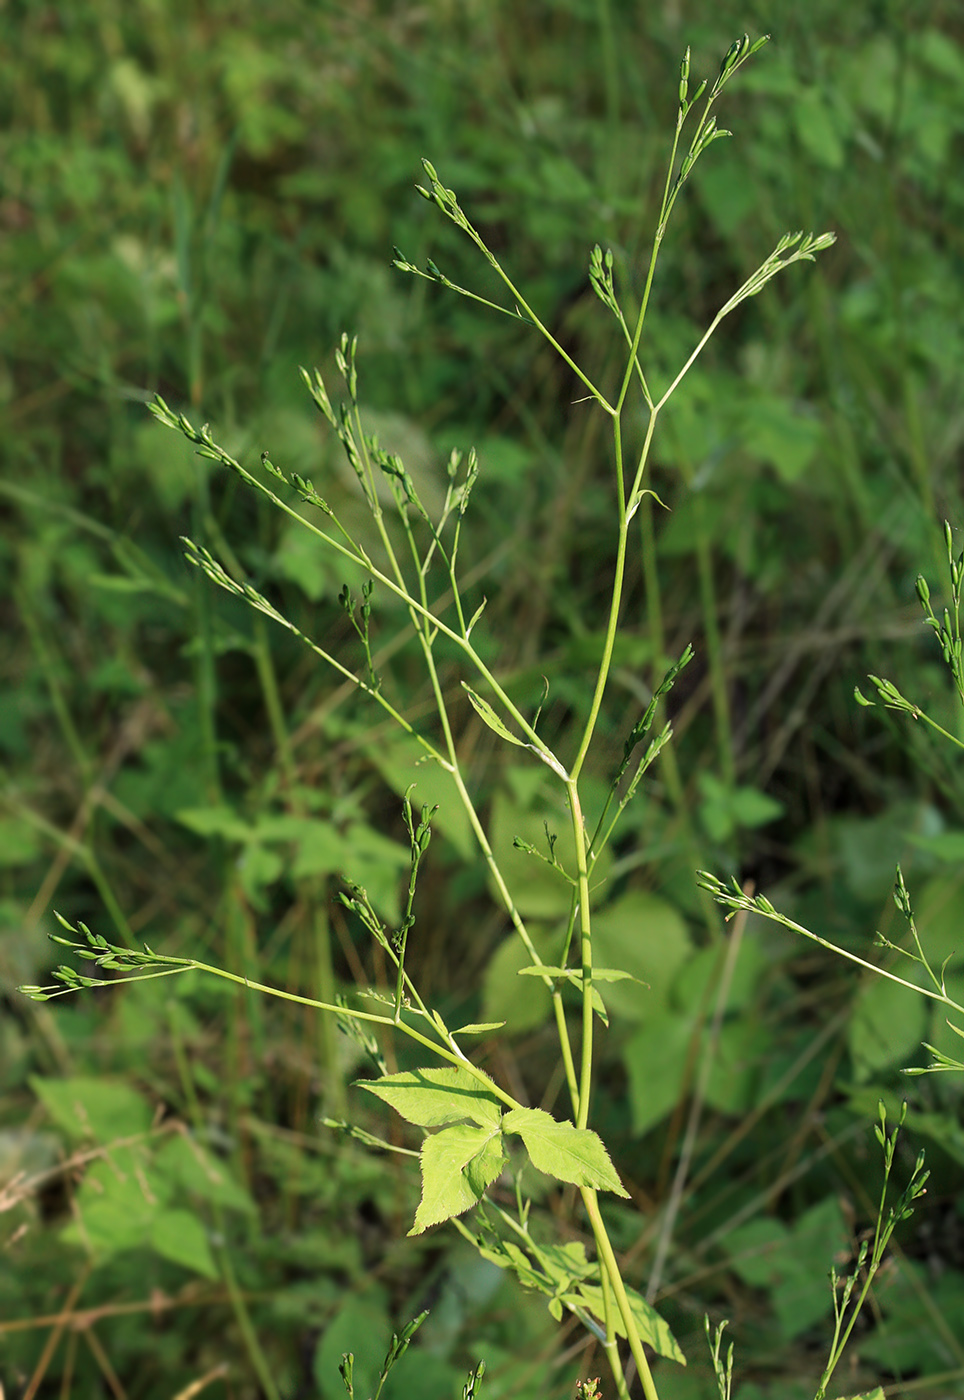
[3,0,964,1396]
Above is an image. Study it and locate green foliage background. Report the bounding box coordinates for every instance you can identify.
[3,0,964,1396]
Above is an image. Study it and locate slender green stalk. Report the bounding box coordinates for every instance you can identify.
[568,783,595,1131]
[582,1188,659,1400]
[698,876,964,1018]
[199,961,524,1106]
[251,614,298,790]
[596,1262,631,1400]
[570,490,630,783]
[814,1105,928,1400]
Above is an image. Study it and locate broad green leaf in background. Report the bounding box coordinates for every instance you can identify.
[275,513,335,600]
[369,733,475,860]
[342,822,410,923]
[176,804,252,842]
[591,890,692,1021]
[910,870,964,968]
[703,1019,771,1116]
[727,1196,847,1341]
[857,1258,964,1374]
[61,1146,169,1262]
[697,772,785,842]
[57,1136,250,1278]
[623,1011,694,1137]
[697,150,760,239]
[175,805,400,912]
[792,82,850,170]
[904,1104,964,1170]
[804,802,940,905]
[481,924,558,1033]
[313,1289,391,1400]
[235,842,284,900]
[30,1076,153,1143]
[849,972,928,1081]
[151,1207,218,1279]
[153,1133,257,1215]
[261,814,349,877]
[0,819,43,868]
[673,936,770,1012]
[738,392,825,483]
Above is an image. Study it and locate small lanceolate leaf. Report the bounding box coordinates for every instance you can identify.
[516,965,642,1027]
[461,684,526,747]
[502,1108,628,1196]
[516,965,638,984]
[357,1066,506,1128]
[466,597,487,637]
[410,1122,505,1234]
[462,686,570,781]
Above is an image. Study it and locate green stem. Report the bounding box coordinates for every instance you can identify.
[184,958,523,1109]
[581,1188,659,1400]
[552,989,581,1120]
[711,891,964,1016]
[597,1259,631,1400]
[569,783,595,1131]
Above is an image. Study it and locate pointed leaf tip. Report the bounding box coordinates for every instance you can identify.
[502,1108,628,1196]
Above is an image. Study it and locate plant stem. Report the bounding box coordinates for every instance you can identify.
[582,1189,659,1400]
[181,958,524,1109]
[598,1261,632,1400]
[568,782,595,1131]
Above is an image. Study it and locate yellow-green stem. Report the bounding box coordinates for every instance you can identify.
[598,1261,632,1400]
[568,783,595,1129]
[184,958,523,1109]
[581,1187,660,1400]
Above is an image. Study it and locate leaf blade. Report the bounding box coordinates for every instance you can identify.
[461,684,526,746]
[409,1123,505,1234]
[502,1107,628,1196]
[357,1066,504,1128]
